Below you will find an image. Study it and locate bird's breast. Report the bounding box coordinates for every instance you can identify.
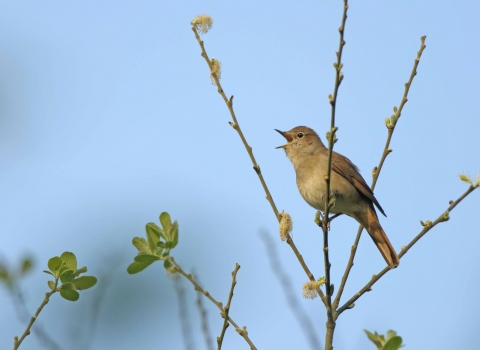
[296,165,363,216]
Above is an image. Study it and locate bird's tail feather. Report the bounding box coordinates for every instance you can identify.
[359,206,400,268]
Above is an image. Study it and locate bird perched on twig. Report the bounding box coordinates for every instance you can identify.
[276,126,399,268]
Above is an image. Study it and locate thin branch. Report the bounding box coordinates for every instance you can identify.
[192,272,214,350]
[261,231,322,350]
[322,0,348,337]
[191,22,325,303]
[336,185,478,316]
[332,35,427,313]
[13,278,59,350]
[191,25,277,217]
[217,264,240,350]
[168,257,257,350]
[10,288,61,350]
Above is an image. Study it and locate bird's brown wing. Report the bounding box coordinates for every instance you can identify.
[331,151,386,217]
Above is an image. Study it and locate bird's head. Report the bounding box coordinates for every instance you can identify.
[275,126,325,160]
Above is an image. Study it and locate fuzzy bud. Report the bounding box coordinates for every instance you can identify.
[191,15,213,34]
[279,211,293,241]
[458,174,473,185]
[302,278,326,299]
[166,266,180,280]
[210,58,222,85]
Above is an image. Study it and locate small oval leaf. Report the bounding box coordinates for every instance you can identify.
[383,336,403,350]
[47,280,55,290]
[146,222,165,240]
[60,252,77,271]
[72,266,87,279]
[48,257,62,274]
[127,260,154,274]
[60,270,74,284]
[59,282,76,291]
[72,276,97,290]
[132,237,150,254]
[159,212,172,232]
[60,289,80,301]
[134,254,161,263]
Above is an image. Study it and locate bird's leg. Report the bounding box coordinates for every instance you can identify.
[316,211,343,230]
[327,213,343,230]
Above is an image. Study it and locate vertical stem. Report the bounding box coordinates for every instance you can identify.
[322,4,348,349]
[325,322,335,350]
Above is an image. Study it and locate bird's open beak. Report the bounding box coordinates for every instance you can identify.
[275,129,292,149]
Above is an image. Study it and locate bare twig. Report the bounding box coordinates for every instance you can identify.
[10,289,61,350]
[217,264,240,350]
[13,278,59,350]
[322,2,348,348]
[336,185,478,316]
[332,35,427,313]
[168,257,257,350]
[191,23,277,217]
[191,20,326,303]
[261,231,322,350]
[192,272,214,350]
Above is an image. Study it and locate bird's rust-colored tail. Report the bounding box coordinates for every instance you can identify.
[356,205,400,268]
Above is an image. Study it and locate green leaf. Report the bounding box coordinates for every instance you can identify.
[60,282,76,290]
[159,212,172,233]
[386,330,397,342]
[47,280,55,290]
[58,265,70,277]
[127,260,154,274]
[43,270,54,276]
[364,330,383,350]
[60,288,80,301]
[134,254,161,263]
[157,241,166,248]
[60,252,77,271]
[60,270,74,284]
[146,224,160,254]
[383,336,403,350]
[146,222,166,240]
[170,221,179,248]
[72,266,87,279]
[48,256,62,275]
[72,276,97,290]
[132,237,150,254]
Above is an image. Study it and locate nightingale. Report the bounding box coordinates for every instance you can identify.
[276,126,399,268]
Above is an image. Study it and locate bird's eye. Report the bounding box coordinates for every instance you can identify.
[297,132,304,138]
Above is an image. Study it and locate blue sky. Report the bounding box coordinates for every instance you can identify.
[1,1,479,349]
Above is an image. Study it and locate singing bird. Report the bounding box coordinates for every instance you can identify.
[276,126,399,268]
